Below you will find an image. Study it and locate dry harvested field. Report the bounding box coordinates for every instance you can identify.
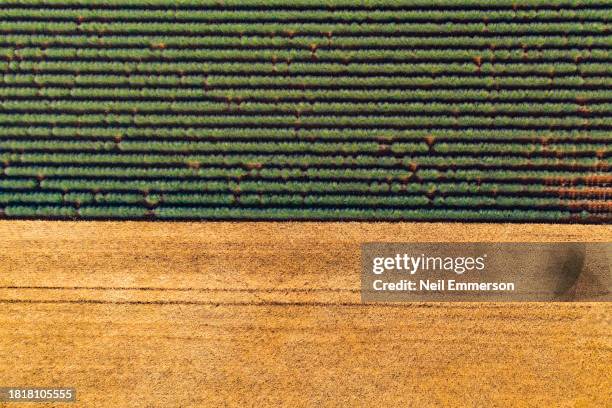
[0,221,610,407]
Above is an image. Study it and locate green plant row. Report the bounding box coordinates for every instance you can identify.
[2,21,609,35]
[1,139,607,155]
[4,100,611,116]
[4,61,610,76]
[2,205,143,219]
[0,178,39,189]
[2,86,611,102]
[4,73,610,89]
[6,165,607,182]
[0,113,607,129]
[22,178,612,194]
[0,139,416,153]
[2,47,609,63]
[0,191,427,206]
[2,126,610,142]
[1,204,580,221]
[2,8,609,22]
[432,142,608,154]
[0,191,601,210]
[152,207,590,221]
[4,34,611,50]
[3,101,612,120]
[2,152,606,168]
[0,0,607,9]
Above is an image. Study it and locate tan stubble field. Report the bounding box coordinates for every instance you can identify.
[0,221,610,407]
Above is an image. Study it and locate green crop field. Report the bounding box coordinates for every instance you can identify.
[0,0,610,222]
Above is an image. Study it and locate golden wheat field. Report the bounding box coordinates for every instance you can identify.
[0,221,610,407]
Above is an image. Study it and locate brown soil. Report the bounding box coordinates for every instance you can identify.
[0,221,610,407]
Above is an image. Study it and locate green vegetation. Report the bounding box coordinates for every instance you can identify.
[0,0,610,222]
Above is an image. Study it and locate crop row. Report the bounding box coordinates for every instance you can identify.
[0,0,608,10]
[2,102,611,119]
[3,127,610,142]
[2,47,610,63]
[3,87,611,103]
[2,8,610,23]
[1,139,608,155]
[4,61,610,77]
[1,205,590,222]
[2,153,607,169]
[2,177,608,195]
[3,34,611,50]
[1,22,609,36]
[0,193,608,217]
[0,113,608,129]
[3,100,611,115]
[3,74,610,90]
[2,191,607,211]
[5,164,610,182]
